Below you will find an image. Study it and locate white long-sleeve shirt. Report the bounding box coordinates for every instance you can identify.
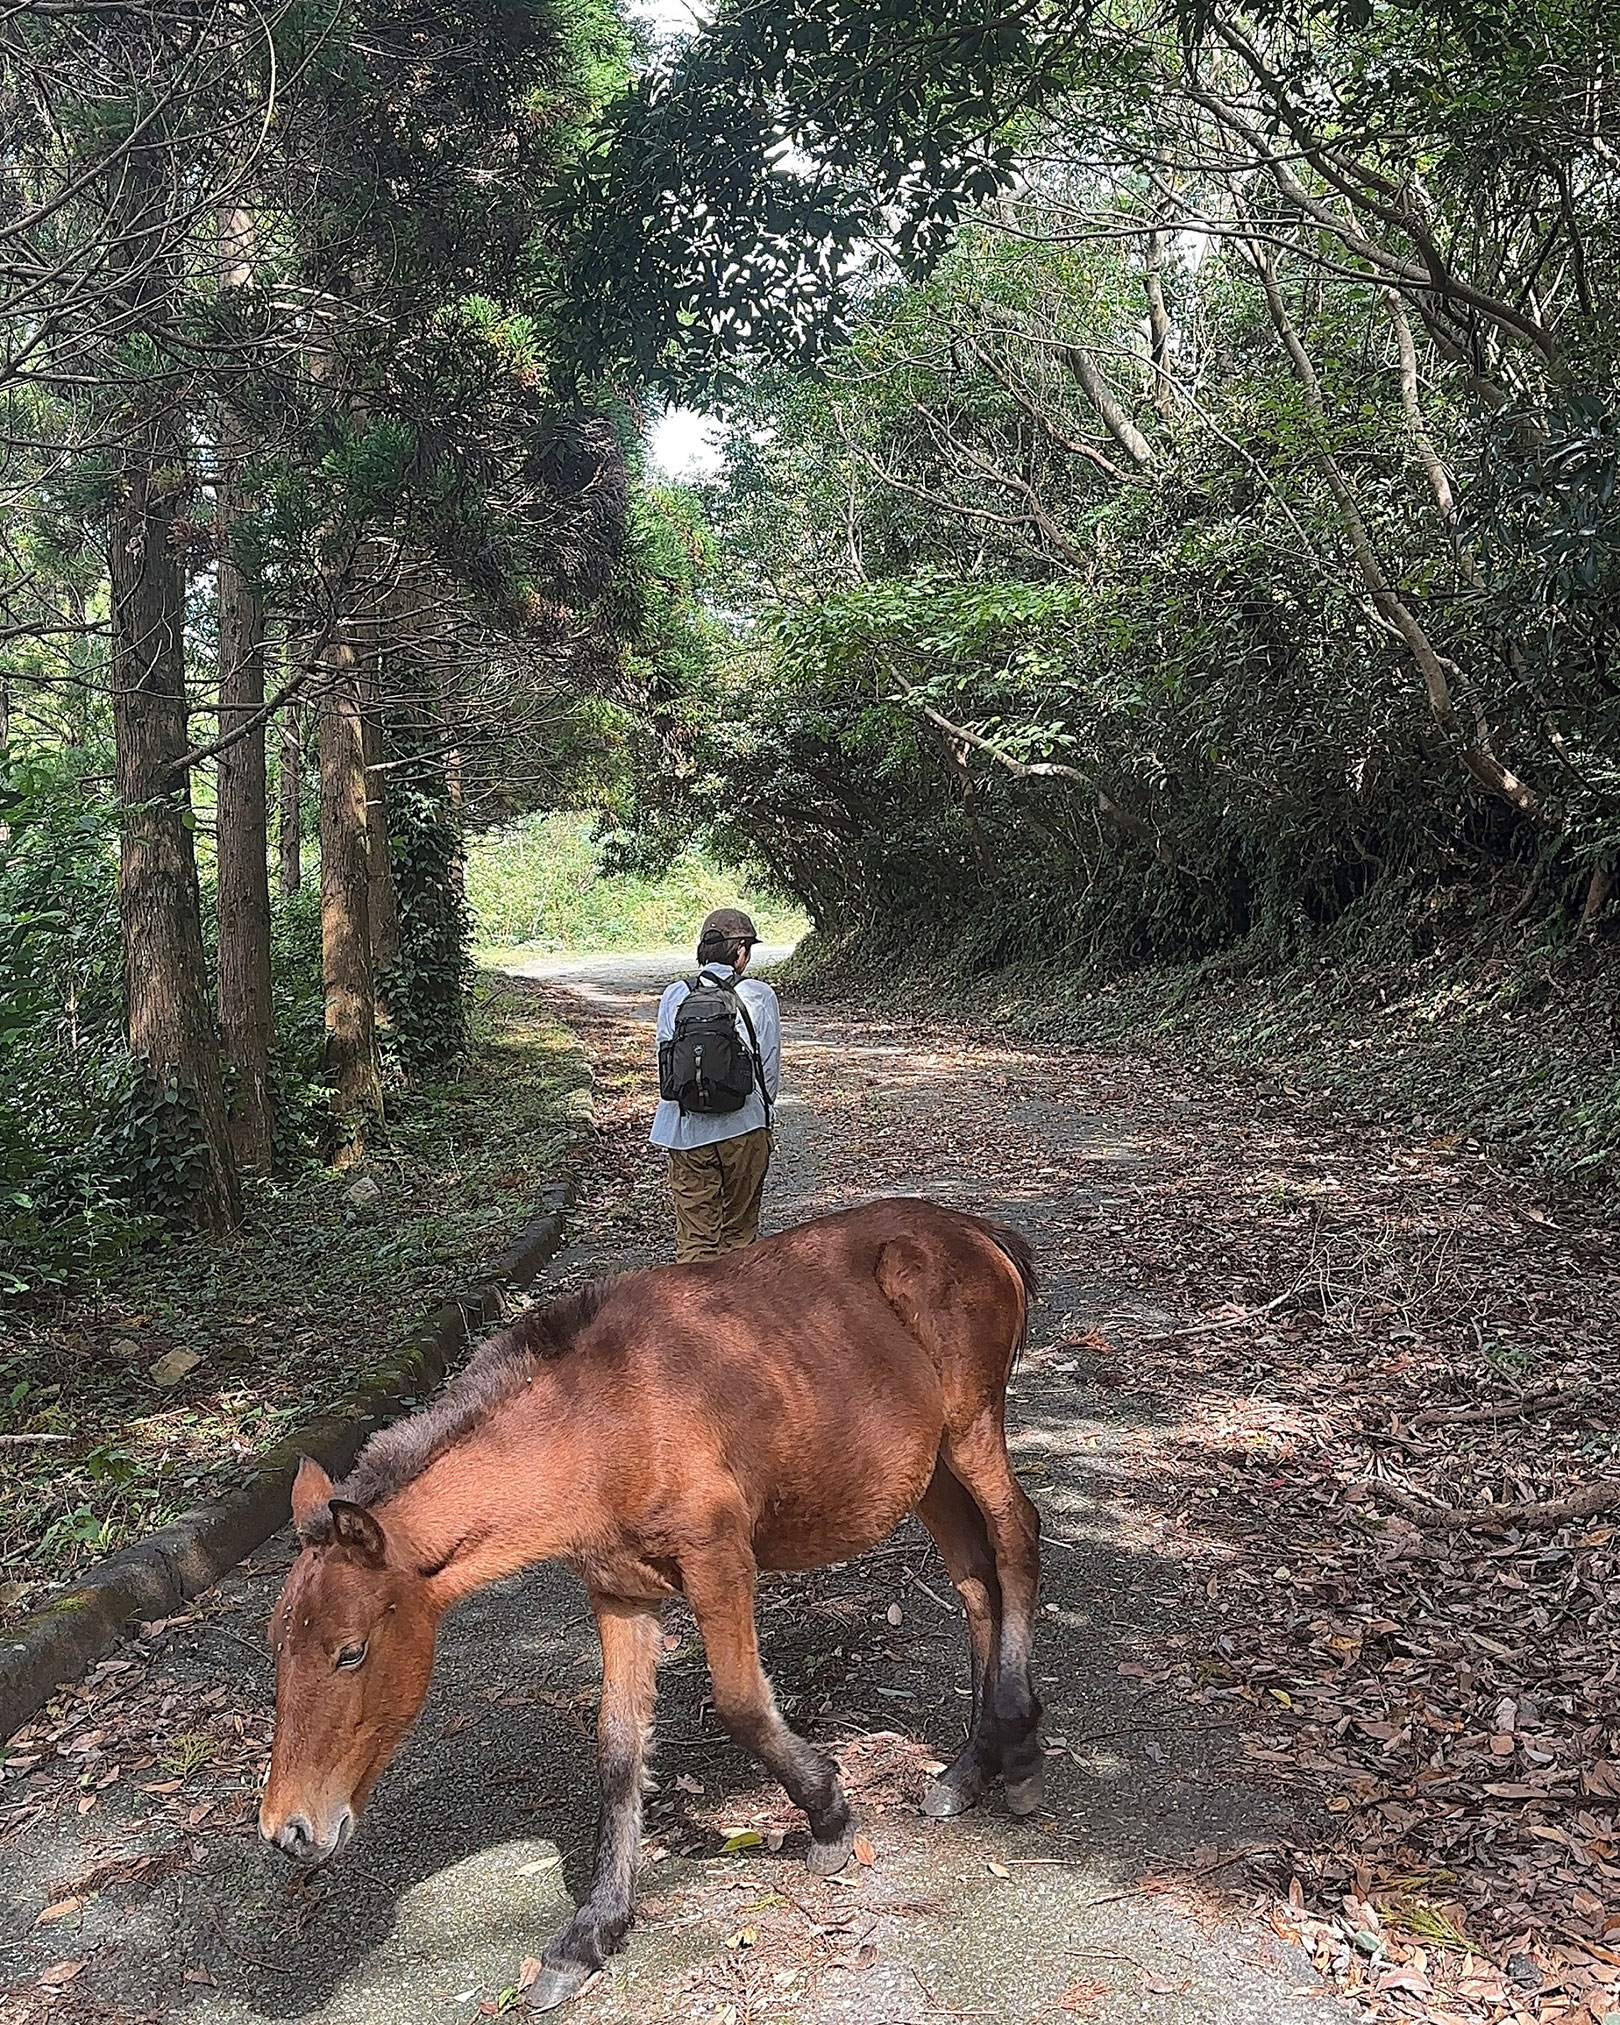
[648,964,781,1151]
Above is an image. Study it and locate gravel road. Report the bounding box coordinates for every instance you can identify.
[1,954,1322,2025]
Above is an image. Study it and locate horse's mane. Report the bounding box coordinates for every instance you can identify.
[332,1280,613,1513]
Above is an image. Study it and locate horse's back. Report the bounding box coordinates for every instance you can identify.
[574,1199,1031,1568]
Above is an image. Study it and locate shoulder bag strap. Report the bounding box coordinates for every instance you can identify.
[729,978,772,1129]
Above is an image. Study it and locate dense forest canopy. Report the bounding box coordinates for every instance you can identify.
[1,0,649,1271]
[638,0,1620,976]
[2,0,1617,1283]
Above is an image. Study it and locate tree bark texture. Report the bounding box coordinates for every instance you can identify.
[319,637,382,1152]
[360,622,399,973]
[1142,227,1175,422]
[1580,860,1614,937]
[1063,344,1157,466]
[930,723,995,882]
[443,736,467,914]
[215,462,274,1168]
[279,684,302,895]
[111,431,241,1231]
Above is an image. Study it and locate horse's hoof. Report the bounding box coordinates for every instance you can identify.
[526,1962,597,2012]
[1004,1766,1046,1817]
[807,1821,856,1876]
[922,1777,978,1819]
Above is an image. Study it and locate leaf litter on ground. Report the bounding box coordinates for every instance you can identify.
[6,971,1617,2025]
[0,979,588,1623]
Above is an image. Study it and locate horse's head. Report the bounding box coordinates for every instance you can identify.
[259,1458,439,1864]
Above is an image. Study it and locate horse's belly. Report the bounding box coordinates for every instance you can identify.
[659,1302,951,1573]
[750,1436,939,1571]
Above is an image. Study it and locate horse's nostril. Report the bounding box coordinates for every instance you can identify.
[275,1813,315,1859]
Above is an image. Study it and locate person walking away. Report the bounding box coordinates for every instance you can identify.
[651,908,780,1262]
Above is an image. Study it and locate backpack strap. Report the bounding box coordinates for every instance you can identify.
[728,973,773,1129]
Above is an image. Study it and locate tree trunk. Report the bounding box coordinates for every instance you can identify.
[1142,225,1175,422]
[1063,344,1157,466]
[279,682,302,895]
[215,458,274,1169]
[444,736,467,915]
[360,621,399,973]
[930,722,995,881]
[1253,253,1540,821]
[1580,860,1614,938]
[111,429,241,1231]
[319,634,382,1155]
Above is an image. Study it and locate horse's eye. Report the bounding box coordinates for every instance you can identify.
[336,1640,368,1670]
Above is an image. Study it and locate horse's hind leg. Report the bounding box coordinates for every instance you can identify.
[916,1458,1005,1818]
[531,1595,661,2012]
[682,1531,857,1876]
[943,1416,1045,1814]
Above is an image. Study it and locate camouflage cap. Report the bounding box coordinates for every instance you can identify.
[698,907,758,947]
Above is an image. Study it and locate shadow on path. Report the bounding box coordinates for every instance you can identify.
[1,954,1326,2025]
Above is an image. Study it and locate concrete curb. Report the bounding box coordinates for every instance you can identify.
[1,1180,580,1744]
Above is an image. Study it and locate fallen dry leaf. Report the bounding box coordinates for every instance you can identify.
[3,980,1607,2025]
[1058,1978,1111,2014]
[149,1347,202,1387]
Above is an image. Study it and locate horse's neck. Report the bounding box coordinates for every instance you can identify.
[383,1376,586,1606]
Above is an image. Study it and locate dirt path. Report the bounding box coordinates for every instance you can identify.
[4,958,1616,2025]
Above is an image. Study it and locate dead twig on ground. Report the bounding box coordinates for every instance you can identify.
[1408,1383,1598,1429]
[1365,1474,1620,1532]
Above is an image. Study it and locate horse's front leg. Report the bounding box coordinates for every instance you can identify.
[529,1595,661,2012]
[682,1531,856,1876]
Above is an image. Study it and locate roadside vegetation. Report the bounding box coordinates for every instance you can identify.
[467,813,803,957]
[0,977,587,1624]
[4,3,1619,2016]
[603,1,1620,1200]
[782,894,1620,1195]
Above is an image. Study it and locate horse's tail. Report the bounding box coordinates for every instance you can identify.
[980,1218,1038,1367]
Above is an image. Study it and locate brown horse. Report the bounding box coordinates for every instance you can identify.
[260,1197,1041,2010]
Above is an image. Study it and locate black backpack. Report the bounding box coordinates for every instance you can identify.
[658,970,768,1118]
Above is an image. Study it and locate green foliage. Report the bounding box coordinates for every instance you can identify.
[0,748,321,1280]
[653,0,1620,1006]
[382,758,476,1075]
[93,1063,216,1225]
[1466,394,1620,866]
[544,0,1056,392]
[0,977,593,1612]
[267,885,330,1163]
[0,0,651,1262]
[0,746,156,1293]
[466,810,803,952]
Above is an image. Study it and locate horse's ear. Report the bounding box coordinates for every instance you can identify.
[329,1499,387,1566]
[291,1456,334,1533]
